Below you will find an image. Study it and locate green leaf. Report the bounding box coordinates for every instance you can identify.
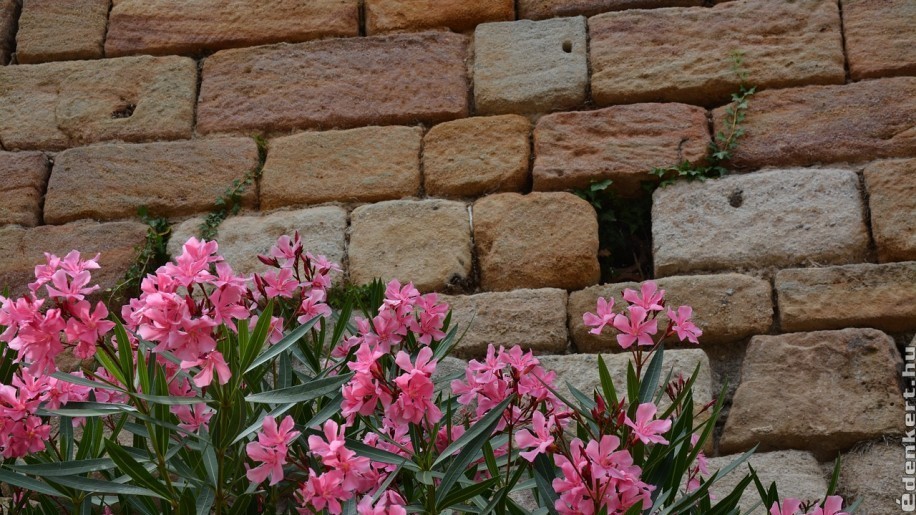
[11,458,123,476]
[48,475,163,499]
[597,354,618,406]
[434,395,513,468]
[245,315,318,373]
[50,371,125,392]
[38,402,136,418]
[239,301,274,372]
[438,477,499,510]
[638,344,664,404]
[104,440,173,500]
[347,440,420,472]
[0,468,64,497]
[245,373,352,404]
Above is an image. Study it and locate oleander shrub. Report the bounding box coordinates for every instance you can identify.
[0,234,855,514]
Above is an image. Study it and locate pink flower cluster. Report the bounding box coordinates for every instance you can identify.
[0,252,112,457]
[770,496,849,515]
[583,281,702,349]
[553,435,653,514]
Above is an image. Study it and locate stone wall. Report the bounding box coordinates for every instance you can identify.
[0,0,913,511]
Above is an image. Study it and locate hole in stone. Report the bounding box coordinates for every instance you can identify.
[562,40,572,53]
[728,189,743,208]
[111,103,136,119]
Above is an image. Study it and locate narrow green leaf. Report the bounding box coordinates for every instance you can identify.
[435,396,513,468]
[245,315,318,373]
[245,373,352,404]
[0,468,63,497]
[104,440,173,500]
[638,345,664,404]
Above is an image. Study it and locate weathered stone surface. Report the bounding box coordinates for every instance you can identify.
[0,0,15,65]
[168,206,348,276]
[537,349,712,410]
[106,0,358,57]
[843,0,916,80]
[776,262,916,333]
[569,274,772,353]
[864,159,916,263]
[590,0,844,106]
[474,17,587,115]
[473,192,599,291]
[366,0,513,34]
[652,168,870,276]
[442,289,568,358]
[721,329,904,458]
[45,138,259,224]
[349,200,472,292]
[198,32,468,135]
[261,126,421,210]
[0,151,50,227]
[423,115,530,198]
[15,0,108,63]
[532,103,709,194]
[0,221,148,297]
[0,56,197,151]
[433,357,468,397]
[713,77,916,169]
[704,451,828,513]
[519,0,701,19]
[839,439,906,515]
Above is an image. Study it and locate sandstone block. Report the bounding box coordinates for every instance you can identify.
[704,451,828,513]
[197,32,468,135]
[473,17,587,115]
[519,0,701,19]
[533,103,709,194]
[652,168,870,276]
[0,0,15,64]
[0,151,50,227]
[261,126,421,210]
[349,200,472,292]
[16,0,108,63]
[843,0,916,80]
[590,0,845,106]
[0,221,148,297]
[442,289,568,358]
[864,159,916,263]
[0,56,197,151]
[45,138,259,224]
[537,349,712,411]
[423,115,530,198]
[720,329,904,458]
[168,206,348,276]
[366,0,513,34]
[568,274,772,353]
[473,192,600,291]
[839,439,906,515]
[776,262,916,333]
[713,77,916,169]
[106,0,358,57]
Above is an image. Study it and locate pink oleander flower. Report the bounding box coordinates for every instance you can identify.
[64,300,115,359]
[770,499,804,515]
[173,403,215,432]
[298,290,331,324]
[515,410,555,462]
[383,280,420,316]
[625,402,672,445]
[623,281,665,312]
[667,305,702,344]
[810,497,849,515]
[408,293,448,345]
[612,306,658,349]
[583,297,615,335]
[3,415,51,458]
[183,351,231,388]
[391,347,442,425]
[246,415,299,486]
[356,491,407,515]
[297,470,348,515]
[308,420,372,492]
[261,268,298,299]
